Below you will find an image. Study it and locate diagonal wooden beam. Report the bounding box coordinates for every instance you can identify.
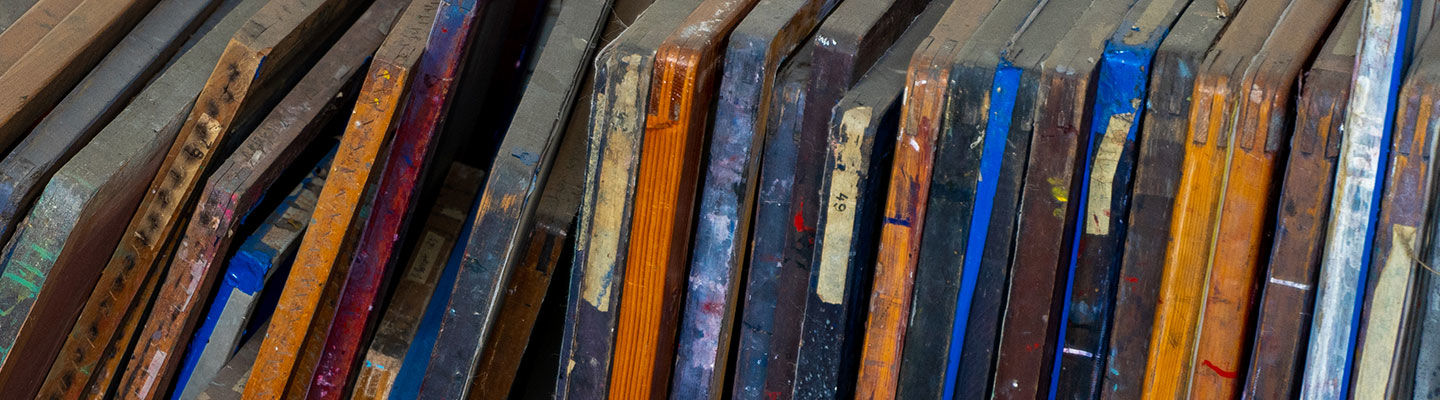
[0,0,84,74]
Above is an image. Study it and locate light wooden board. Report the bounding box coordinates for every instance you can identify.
[0,0,84,74]
[0,0,164,149]
[0,0,41,30]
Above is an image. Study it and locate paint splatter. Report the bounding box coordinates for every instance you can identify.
[1201,360,1237,378]
[1125,277,1138,283]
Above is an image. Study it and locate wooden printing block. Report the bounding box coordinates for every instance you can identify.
[1047,0,1184,397]
[786,0,933,398]
[1143,0,1289,397]
[553,0,700,396]
[0,0,41,30]
[610,0,763,397]
[0,0,167,149]
[239,0,478,397]
[886,1,1030,398]
[0,0,83,74]
[1056,0,1189,397]
[0,0,224,250]
[399,0,615,396]
[196,322,267,400]
[450,0,651,397]
[852,1,994,398]
[1302,0,1426,395]
[0,0,265,396]
[981,0,1111,397]
[1098,0,1242,397]
[1243,4,1358,398]
[1188,0,1346,396]
[1350,19,1440,400]
[349,167,480,400]
[344,164,475,399]
[669,0,837,397]
[830,4,988,400]
[53,0,384,398]
[171,148,333,400]
[730,42,813,400]
[312,0,543,395]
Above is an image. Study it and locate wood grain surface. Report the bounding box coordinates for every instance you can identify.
[1098,1,1243,397]
[172,148,333,400]
[1350,19,1440,400]
[730,43,812,400]
[0,0,263,396]
[609,1,761,397]
[786,0,931,398]
[0,0,83,74]
[1187,0,1344,397]
[853,1,991,398]
[669,0,837,397]
[1057,0,1189,397]
[0,0,41,30]
[0,0,223,253]
[1303,0,1423,394]
[1143,1,1288,397]
[553,0,699,396]
[234,0,466,397]
[195,322,266,400]
[409,0,618,397]
[0,0,163,149]
[1243,5,1358,398]
[461,0,654,397]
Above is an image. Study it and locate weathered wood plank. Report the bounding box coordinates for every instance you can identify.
[609,1,761,397]
[196,322,267,400]
[1188,0,1345,397]
[0,0,41,30]
[1056,0,1189,397]
[407,0,617,396]
[0,0,83,74]
[984,0,1117,397]
[1303,0,1426,394]
[553,0,700,396]
[0,0,164,149]
[1243,5,1359,397]
[1350,18,1440,400]
[384,208,472,400]
[852,1,992,398]
[0,0,223,252]
[1415,154,1440,398]
[669,0,836,397]
[888,1,1031,398]
[0,0,264,396]
[240,0,473,396]
[730,43,812,400]
[311,0,539,395]
[786,0,933,398]
[1143,1,1289,397]
[55,0,380,397]
[172,148,332,400]
[1098,1,1241,397]
[348,167,477,400]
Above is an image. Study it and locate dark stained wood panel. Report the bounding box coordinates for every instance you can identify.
[1143,0,1290,397]
[1243,4,1358,398]
[1350,18,1440,400]
[553,0,700,396]
[609,0,762,397]
[171,148,333,400]
[854,1,993,398]
[1188,0,1345,397]
[1098,1,1242,397]
[730,42,812,400]
[0,0,165,149]
[1056,0,1190,397]
[411,0,620,396]
[669,0,836,397]
[0,0,264,397]
[891,1,1036,397]
[0,0,223,253]
[785,0,933,397]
